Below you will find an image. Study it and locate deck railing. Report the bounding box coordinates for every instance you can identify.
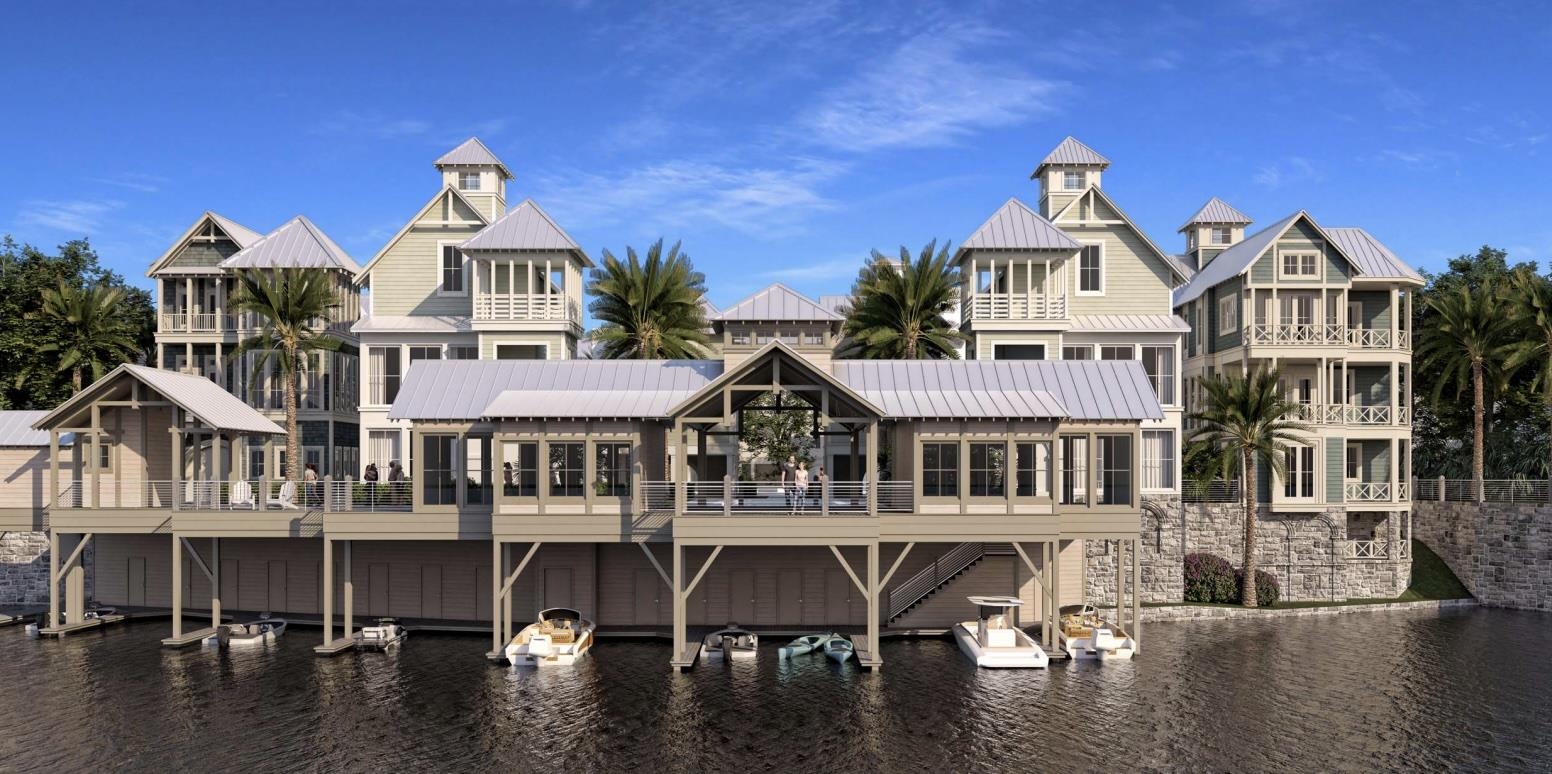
[472,294,580,322]
[961,294,1067,322]
[1345,482,1392,502]
[1346,539,1410,560]
[1414,478,1550,503]
[887,541,990,620]
[638,481,913,515]
[51,481,174,509]
[1249,323,1347,345]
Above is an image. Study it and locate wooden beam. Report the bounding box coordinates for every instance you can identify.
[180,537,214,583]
[639,543,671,588]
[683,545,723,596]
[1011,542,1045,592]
[829,545,867,596]
[878,542,914,589]
[51,533,93,585]
[499,542,542,598]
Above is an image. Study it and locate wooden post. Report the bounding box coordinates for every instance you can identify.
[48,530,60,629]
[491,539,503,656]
[1132,538,1142,653]
[866,541,880,667]
[1116,539,1125,627]
[171,533,183,638]
[342,540,353,640]
[672,543,685,668]
[322,536,334,647]
[211,538,221,627]
[502,542,513,644]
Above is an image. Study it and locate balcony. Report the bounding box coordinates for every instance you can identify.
[1249,323,1347,346]
[473,294,580,323]
[1344,481,1408,503]
[159,312,234,333]
[640,480,914,516]
[1349,327,1410,350]
[961,293,1067,322]
[1290,404,1411,426]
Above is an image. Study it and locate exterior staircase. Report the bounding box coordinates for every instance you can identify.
[886,542,1016,622]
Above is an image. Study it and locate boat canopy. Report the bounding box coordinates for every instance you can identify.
[967,596,1023,608]
[539,608,582,622]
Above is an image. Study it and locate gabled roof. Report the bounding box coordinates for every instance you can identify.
[34,365,283,435]
[715,284,842,322]
[958,198,1081,255]
[146,211,264,277]
[354,186,490,283]
[1052,185,1193,282]
[832,360,1163,421]
[219,215,362,274]
[458,199,593,266]
[387,359,723,420]
[1323,228,1424,284]
[1032,136,1110,177]
[0,411,72,446]
[434,137,514,179]
[1178,197,1253,231]
[667,341,883,419]
[1172,210,1366,305]
[817,294,849,317]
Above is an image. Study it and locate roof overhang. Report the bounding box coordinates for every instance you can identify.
[666,342,884,421]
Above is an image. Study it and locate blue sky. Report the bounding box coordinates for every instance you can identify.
[3,0,1550,308]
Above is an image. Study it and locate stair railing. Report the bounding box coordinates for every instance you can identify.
[886,542,985,620]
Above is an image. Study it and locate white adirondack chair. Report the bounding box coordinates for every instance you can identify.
[266,480,299,510]
[229,480,257,510]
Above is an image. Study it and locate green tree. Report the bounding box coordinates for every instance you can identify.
[586,239,711,359]
[1188,369,1310,606]
[838,240,968,359]
[1415,280,1521,492]
[1507,267,1552,479]
[33,281,141,392]
[227,268,344,482]
[738,392,815,478]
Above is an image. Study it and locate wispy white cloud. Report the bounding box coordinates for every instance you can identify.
[1254,157,1322,189]
[759,255,865,282]
[313,111,513,144]
[87,172,168,193]
[1371,148,1458,169]
[17,199,124,232]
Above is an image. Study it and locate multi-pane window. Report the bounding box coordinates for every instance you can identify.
[1141,345,1176,404]
[1218,295,1238,334]
[1345,443,1361,481]
[249,448,265,480]
[802,332,825,346]
[1063,170,1083,190]
[1100,345,1133,361]
[922,443,959,498]
[367,346,401,404]
[1211,227,1232,245]
[1016,442,1051,498]
[96,442,112,472]
[730,332,752,346]
[1142,430,1174,491]
[409,346,441,363]
[549,442,585,497]
[366,430,400,471]
[778,332,799,345]
[754,331,774,345]
[1279,293,1315,326]
[1062,345,1093,360]
[441,245,465,294]
[994,344,1045,360]
[1284,445,1316,498]
[502,442,538,497]
[1060,435,1088,505]
[465,437,491,505]
[1097,434,1133,506]
[1280,251,1318,278]
[458,172,481,191]
[449,346,479,360]
[595,442,632,497]
[422,435,458,506]
[968,443,1006,497]
[1078,244,1103,293]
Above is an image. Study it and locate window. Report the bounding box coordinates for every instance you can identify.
[449,346,479,360]
[465,437,491,505]
[1100,345,1133,361]
[1218,295,1238,334]
[1062,170,1083,190]
[248,448,265,480]
[1279,294,1314,326]
[921,443,959,498]
[730,332,752,346]
[422,435,458,506]
[1060,435,1088,505]
[1280,251,1318,278]
[1062,345,1093,360]
[367,346,401,405]
[802,331,825,346]
[1097,434,1133,506]
[495,344,546,360]
[777,331,799,345]
[1141,345,1176,404]
[1016,442,1051,498]
[1142,430,1174,491]
[1078,244,1103,294]
[96,442,112,472]
[969,443,1006,497]
[458,172,481,191]
[409,346,441,364]
[1345,443,1361,481]
[502,442,538,497]
[367,430,401,471]
[1284,445,1316,498]
[1211,227,1232,245]
[440,245,466,294]
[754,331,774,345]
[993,344,1045,360]
[595,442,632,497]
[549,442,585,497]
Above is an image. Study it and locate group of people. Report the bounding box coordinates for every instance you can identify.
[361,461,406,483]
[778,454,828,514]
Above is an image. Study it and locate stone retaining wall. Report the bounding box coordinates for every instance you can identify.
[1139,597,1476,623]
[0,531,94,606]
[1415,501,1551,611]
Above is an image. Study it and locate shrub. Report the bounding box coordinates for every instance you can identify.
[1184,553,1237,603]
[1235,568,1280,606]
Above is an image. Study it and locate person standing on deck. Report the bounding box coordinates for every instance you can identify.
[780,454,797,513]
[794,461,810,513]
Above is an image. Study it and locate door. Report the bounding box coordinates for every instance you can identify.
[729,569,755,625]
[368,563,390,616]
[267,561,287,613]
[777,569,803,625]
[825,569,853,626]
[219,558,239,607]
[633,569,661,625]
[1348,301,1364,330]
[474,565,492,622]
[127,557,146,607]
[422,565,443,620]
[543,567,573,610]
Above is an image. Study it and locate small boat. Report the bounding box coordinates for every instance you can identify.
[1059,604,1136,661]
[778,633,831,659]
[24,606,118,636]
[823,635,855,664]
[82,606,118,620]
[702,624,758,661]
[505,607,595,667]
[205,615,287,648]
[356,617,408,651]
[952,596,1048,668]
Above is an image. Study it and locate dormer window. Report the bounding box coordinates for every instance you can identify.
[458,172,481,191]
[1062,171,1083,190]
[1211,227,1232,245]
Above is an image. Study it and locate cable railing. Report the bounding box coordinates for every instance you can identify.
[1414,478,1550,503]
[887,541,987,620]
[638,481,914,515]
[1182,480,1241,503]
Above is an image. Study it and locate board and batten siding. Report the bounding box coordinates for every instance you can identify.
[369,191,486,318]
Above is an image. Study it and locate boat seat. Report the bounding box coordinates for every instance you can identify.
[550,628,576,644]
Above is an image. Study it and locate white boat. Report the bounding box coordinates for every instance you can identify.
[952,596,1048,668]
[505,607,595,667]
[356,617,408,651]
[1058,604,1136,661]
[822,635,855,664]
[778,633,830,659]
[205,615,287,648]
[702,624,758,661]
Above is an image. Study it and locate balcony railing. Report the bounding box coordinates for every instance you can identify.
[639,480,914,514]
[473,294,580,322]
[961,293,1067,322]
[1249,323,1347,345]
[1290,404,1410,425]
[159,312,236,333]
[1348,328,1410,350]
[1345,482,1393,502]
[1346,539,1409,560]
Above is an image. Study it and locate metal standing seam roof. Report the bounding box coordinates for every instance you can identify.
[1070,314,1191,333]
[817,294,850,316]
[1178,197,1253,231]
[1171,210,1306,306]
[831,360,1162,421]
[458,199,593,267]
[714,284,842,322]
[434,137,514,179]
[219,215,363,274]
[1323,227,1424,283]
[0,411,72,446]
[146,211,266,277]
[208,212,265,247]
[350,315,472,334]
[1033,136,1111,175]
[388,359,725,420]
[958,198,1082,253]
[33,365,283,435]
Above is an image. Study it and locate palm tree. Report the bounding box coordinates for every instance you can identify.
[586,239,711,359]
[1507,268,1552,479]
[838,240,968,359]
[34,280,141,392]
[227,268,343,483]
[1416,281,1520,495]
[1189,369,1310,607]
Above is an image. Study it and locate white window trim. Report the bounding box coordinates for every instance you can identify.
[1142,429,1176,493]
[363,344,401,408]
[493,341,552,361]
[1218,295,1238,334]
[1076,241,1105,296]
[1211,227,1232,245]
[1279,443,1319,501]
[1062,170,1084,191]
[458,171,482,191]
[1278,249,1320,279]
[435,240,469,297]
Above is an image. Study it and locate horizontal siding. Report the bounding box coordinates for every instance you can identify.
[1063,221,1175,316]
[370,191,486,317]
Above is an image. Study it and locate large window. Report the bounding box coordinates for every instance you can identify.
[1218,295,1238,334]
[367,346,401,405]
[1280,251,1318,278]
[1078,244,1103,294]
[496,344,546,360]
[549,442,585,497]
[1016,442,1051,498]
[1141,345,1176,404]
[922,443,959,498]
[595,442,632,497]
[1100,345,1133,360]
[440,245,466,294]
[1142,430,1174,491]
[367,430,400,471]
[409,346,441,364]
[994,344,1045,360]
[1097,434,1133,506]
[1062,345,1093,360]
[1279,293,1315,327]
[968,443,1006,497]
[1284,445,1315,498]
[1211,227,1232,245]
[502,442,538,497]
[1060,435,1088,505]
[422,435,458,506]
[449,346,479,360]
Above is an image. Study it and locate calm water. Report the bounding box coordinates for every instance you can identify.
[0,608,1547,772]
